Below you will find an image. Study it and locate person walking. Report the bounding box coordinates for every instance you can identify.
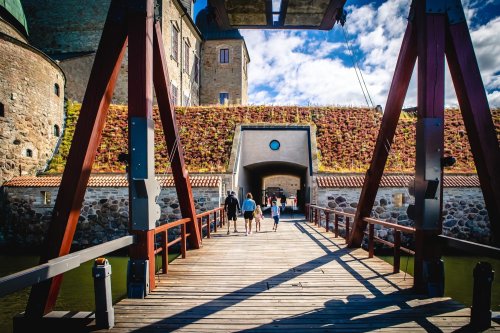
[224,191,240,235]
[280,193,286,213]
[271,200,280,231]
[254,204,263,233]
[241,192,256,236]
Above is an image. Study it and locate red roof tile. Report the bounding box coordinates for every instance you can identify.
[317,175,480,188]
[3,175,221,188]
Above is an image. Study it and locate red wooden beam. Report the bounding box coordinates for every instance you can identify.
[446,20,500,246]
[127,0,157,291]
[348,3,418,247]
[413,3,446,292]
[25,1,128,316]
[152,22,201,249]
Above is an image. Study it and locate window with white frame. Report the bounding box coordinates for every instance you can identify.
[171,23,179,61]
[184,41,190,73]
[171,83,178,106]
[219,92,229,105]
[194,54,200,84]
[41,191,51,205]
[219,48,229,63]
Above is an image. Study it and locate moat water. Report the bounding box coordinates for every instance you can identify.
[0,254,498,333]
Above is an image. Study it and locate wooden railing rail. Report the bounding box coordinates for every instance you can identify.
[153,206,225,277]
[306,204,416,273]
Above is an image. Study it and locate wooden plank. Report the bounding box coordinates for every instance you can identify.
[96,216,499,332]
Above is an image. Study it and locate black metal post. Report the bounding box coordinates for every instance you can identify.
[471,262,494,329]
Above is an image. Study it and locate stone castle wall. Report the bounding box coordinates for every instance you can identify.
[0,27,65,184]
[0,16,27,42]
[23,0,201,106]
[0,185,221,248]
[200,39,246,105]
[316,187,491,246]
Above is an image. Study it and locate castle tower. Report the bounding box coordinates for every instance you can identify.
[0,0,65,183]
[196,7,249,105]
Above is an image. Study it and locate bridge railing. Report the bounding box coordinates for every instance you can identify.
[0,206,226,298]
[153,206,226,275]
[306,204,415,273]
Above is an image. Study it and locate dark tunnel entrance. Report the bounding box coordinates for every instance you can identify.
[241,161,309,212]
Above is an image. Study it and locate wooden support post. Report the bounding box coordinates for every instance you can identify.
[181,224,187,259]
[345,217,350,243]
[368,223,374,258]
[349,5,417,247]
[394,231,401,274]
[413,0,446,292]
[207,216,211,239]
[314,209,318,226]
[162,231,168,274]
[325,212,330,232]
[334,214,339,238]
[25,1,128,316]
[213,212,217,233]
[152,22,201,249]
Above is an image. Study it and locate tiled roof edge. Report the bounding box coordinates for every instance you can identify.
[317,175,480,188]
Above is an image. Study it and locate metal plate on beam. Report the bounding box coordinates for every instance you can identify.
[209,0,346,30]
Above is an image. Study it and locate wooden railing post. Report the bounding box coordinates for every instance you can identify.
[315,208,319,226]
[325,211,330,232]
[162,231,168,274]
[345,217,350,243]
[368,223,375,258]
[394,230,401,273]
[213,212,217,233]
[334,214,339,237]
[206,215,211,239]
[181,223,186,259]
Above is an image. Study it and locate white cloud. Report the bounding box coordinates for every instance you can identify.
[242,0,499,108]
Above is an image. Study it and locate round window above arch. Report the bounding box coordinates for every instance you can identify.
[269,140,280,151]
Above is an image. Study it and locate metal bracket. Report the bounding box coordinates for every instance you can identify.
[446,0,466,25]
[127,259,149,298]
[426,0,446,14]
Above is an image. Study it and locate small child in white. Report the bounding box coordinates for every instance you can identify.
[271,201,280,231]
[254,205,263,232]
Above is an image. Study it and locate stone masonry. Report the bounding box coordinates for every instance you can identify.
[0,185,221,249]
[0,24,65,184]
[200,39,249,105]
[317,186,491,247]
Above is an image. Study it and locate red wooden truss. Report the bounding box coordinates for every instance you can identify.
[25,0,201,316]
[349,0,500,292]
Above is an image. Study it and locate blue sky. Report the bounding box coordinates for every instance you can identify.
[194,0,500,108]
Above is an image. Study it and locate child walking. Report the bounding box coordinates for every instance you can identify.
[271,201,280,231]
[254,205,263,232]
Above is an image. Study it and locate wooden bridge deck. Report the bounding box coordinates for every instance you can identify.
[104,216,499,332]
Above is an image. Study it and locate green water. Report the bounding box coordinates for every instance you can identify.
[0,254,177,333]
[378,255,500,311]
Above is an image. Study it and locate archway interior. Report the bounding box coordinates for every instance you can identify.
[241,161,308,211]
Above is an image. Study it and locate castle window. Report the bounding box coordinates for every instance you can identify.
[0,102,4,117]
[54,125,60,137]
[219,92,229,105]
[219,48,229,64]
[54,83,60,96]
[41,191,52,205]
[26,149,33,157]
[184,41,190,73]
[171,24,179,62]
[171,83,178,106]
[194,55,200,84]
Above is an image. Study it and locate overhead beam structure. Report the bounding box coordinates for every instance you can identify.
[209,0,346,30]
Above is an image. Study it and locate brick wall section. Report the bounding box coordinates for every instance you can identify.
[200,39,248,105]
[0,30,65,184]
[0,185,221,248]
